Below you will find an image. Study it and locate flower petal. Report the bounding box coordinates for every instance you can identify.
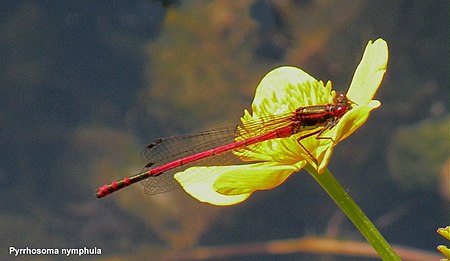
[311,104,381,173]
[333,104,380,142]
[213,161,305,195]
[249,66,333,117]
[174,161,304,205]
[174,167,251,206]
[347,39,388,105]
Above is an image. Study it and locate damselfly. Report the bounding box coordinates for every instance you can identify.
[96,93,352,198]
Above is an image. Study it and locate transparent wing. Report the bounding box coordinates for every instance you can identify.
[140,113,294,194]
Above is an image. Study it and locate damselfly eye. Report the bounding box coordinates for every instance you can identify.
[334,93,346,104]
[333,106,347,117]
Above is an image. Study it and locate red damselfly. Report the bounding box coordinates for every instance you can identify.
[96,93,352,198]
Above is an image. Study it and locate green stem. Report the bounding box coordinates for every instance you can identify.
[305,165,401,260]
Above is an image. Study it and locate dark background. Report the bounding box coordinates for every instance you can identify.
[1,0,448,260]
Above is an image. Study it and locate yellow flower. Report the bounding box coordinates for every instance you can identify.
[175,39,388,205]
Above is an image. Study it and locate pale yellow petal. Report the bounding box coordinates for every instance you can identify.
[347,39,388,105]
[368,100,381,108]
[336,104,380,142]
[249,66,333,117]
[174,167,251,206]
[214,161,305,195]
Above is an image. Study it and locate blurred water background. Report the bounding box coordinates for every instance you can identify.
[0,0,448,260]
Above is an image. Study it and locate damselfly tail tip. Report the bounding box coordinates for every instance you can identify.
[95,185,109,198]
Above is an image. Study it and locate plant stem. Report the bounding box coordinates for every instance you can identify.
[305,165,401,260]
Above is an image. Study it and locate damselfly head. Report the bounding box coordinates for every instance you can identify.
[334,93,355,111]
